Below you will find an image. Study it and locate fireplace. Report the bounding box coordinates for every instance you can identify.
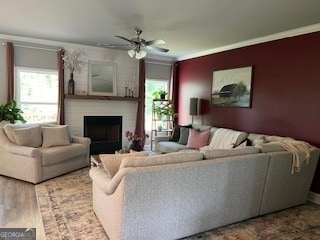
[84,116,122,155]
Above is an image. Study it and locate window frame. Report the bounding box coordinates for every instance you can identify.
[15,66,59,123]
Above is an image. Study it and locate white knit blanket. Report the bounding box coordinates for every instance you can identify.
[266,136,315,174]
[208,128,242,149]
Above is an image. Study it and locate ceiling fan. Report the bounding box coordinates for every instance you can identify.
[98,27,169,59]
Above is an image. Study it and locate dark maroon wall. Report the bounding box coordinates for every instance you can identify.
[177,32,320,193]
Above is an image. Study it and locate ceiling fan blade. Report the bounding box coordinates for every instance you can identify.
[146,45,169,53]
[98,43,130,48]
[146,39,166,46]
[116,35,133,43]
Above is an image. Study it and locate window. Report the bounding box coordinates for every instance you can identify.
[145,79,169,131]
[15,67,58,123]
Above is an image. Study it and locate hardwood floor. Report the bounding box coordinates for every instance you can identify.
[0,175,45,239]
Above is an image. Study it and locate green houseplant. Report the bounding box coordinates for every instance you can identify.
[152,90,168,100]
[0,100,26,124]
[153,100,177,120]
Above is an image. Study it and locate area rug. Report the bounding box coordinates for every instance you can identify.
[35,168,108,240]
[36,167,320,240]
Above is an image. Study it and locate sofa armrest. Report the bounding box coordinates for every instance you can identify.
[4,143,41,158]
[89,167,125,195]
[71,136,91,146]
[0,128,40,158]
[155,136,171,143]
[72,136,91,163]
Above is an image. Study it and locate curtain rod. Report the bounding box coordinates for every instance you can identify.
[1,42,60,52]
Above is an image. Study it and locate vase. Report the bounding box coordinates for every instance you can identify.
[130,140,142,152]
[68,72,75,94]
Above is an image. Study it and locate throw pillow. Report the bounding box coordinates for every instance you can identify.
[42,125,71,148]
[186,128,210,149]
[169,125,181,142]
[100,152,149,178]
[178,127,190,145]
[170,124,192,142]
[13,125,42,147]
[4,123,38,144]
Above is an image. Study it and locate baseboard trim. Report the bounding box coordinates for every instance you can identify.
[308,191,320,205]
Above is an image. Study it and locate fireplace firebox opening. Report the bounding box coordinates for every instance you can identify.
[84,116,122,155]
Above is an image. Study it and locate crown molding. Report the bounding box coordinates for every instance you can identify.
[177,23,320,61]
[0,34,122,52]
[0,34,64,48]
[1,23,320,62]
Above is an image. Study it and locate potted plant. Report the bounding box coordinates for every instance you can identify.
[0,100,27,126]
[152,90,168,100]
[153,100,177,120]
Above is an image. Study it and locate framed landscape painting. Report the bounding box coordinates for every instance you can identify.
[88,61,117,96]
[211,66,253,108]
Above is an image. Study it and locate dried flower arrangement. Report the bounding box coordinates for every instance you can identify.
[63,49,86,74]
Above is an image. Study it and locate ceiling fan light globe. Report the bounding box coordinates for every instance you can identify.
[135,50,147,59]
[128,49,136,58]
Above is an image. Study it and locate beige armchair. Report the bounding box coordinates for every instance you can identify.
[0,123,90,184]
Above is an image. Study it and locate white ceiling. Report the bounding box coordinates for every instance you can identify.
[0,0,320,60]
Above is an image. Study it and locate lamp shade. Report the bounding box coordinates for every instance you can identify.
[189,98,199,115]
[128,49,136,58]
[135,50,147,59]
[128,49,147,59]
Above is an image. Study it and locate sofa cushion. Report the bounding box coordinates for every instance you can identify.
[200,146,259,159]
[156,141,189,153]
[208,128,248,149]
[4,123,39,144]
[40,143,87,166]
[100,152,149,178]
[186,129,210,149]
[13,125,42,148]
[42,125,71,148]
[120,151,204,170]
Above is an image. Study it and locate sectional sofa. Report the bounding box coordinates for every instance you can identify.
[89,125,319,240]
